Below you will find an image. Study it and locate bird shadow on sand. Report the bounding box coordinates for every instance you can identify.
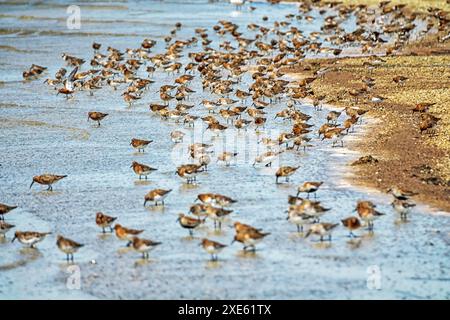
[31,190,63,197]
[131,152,146,157]
[0,248,42,271]
[117,246,133,255]
[205,229,226,237]
[179,183,201,192]
[205,260,223,269]
[144,205,166,213]
[346,238,363,249]
[288,232,306,240]
[134,258,155,267]
[235,249,261,259]
[134,180,153,186]
[97,233,114,240]
[310,241,333,250]
[275,182,295,190]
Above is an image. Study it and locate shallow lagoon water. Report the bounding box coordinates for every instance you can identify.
[0,0,449,299]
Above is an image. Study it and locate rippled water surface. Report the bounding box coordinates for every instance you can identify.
[0,0,449,299]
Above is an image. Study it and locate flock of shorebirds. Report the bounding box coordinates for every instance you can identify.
[5,0,442,263]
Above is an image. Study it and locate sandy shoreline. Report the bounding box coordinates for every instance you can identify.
[278,0,450,212]
[284,45,450,213]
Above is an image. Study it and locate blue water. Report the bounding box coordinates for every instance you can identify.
[0,0,448,299]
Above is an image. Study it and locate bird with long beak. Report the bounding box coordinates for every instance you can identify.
[131,237,161,259]
[341,217,362,238]
[12,231,51,248]
[176,164,203,184]
[131,161,157,180]
[201,238,227,261]
[130,138,153,153]
[287,206,314,233]
[197,193,237,207]
[0,203,17,221]
[387,187,418,200]
[95,212,117,233]
[113,224,143,246]
[297,181,323,199]
[233,222,263,234]
[88,111,108,126]
[275,166,300,183]
[391,199,415,220]
[56,235,84,262]
[30,174,67,191]
[217,152,238,166]
[177,214,204,237]
[232,229,270,252]
[305,223,339,242]
[0,221,15,237]
[355,201,384,231]
[144,189,172,206]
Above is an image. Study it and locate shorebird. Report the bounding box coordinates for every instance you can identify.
[197,193,237,207]
[326,110,342,124]
[387,187,418,200]
[114,224,143,245]
[322,127,345,147]
[391,199,415,220]
[0,221,15,237]
[412,102,435,113]
[419,113,440,134]
[170,130,185,143]
[201,100,218,113]
[289,199,330,223]
[177,214,203,237]
[201,238,227,261]
[0,203,17,221]
[131,161,157,180]
[230,0,246,10]
[253,150,283,167]
[254,117,266,131]
[318,123,338,137]
[123,93,141,106]
[12,231,51,248]
[355,201,384,231]
[130,237,161,259]
[217,152,238,166]
[232,228,270,252]
[95,212,117,233]
[56,235,84,262]
[30,174,67,191]
[204,206,233,230]
[176,164,203,184]
[57,67,77,98]
[297,181,323,198]
[287,206,313,233]
[92,42,101,51]
[305,223,339,242]
[341,216,362,238]
[233,222,263,234]
[275,166,300,183]
[130,138,153,152]
[23,64,47,80]
[144,189,172,206]
[206,122,228,135]
[88,112,108,126]
[234,118,252,131]
[198,154,211,171]
[393,75,408,85]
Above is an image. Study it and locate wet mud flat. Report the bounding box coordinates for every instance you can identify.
[0,0,449,299]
